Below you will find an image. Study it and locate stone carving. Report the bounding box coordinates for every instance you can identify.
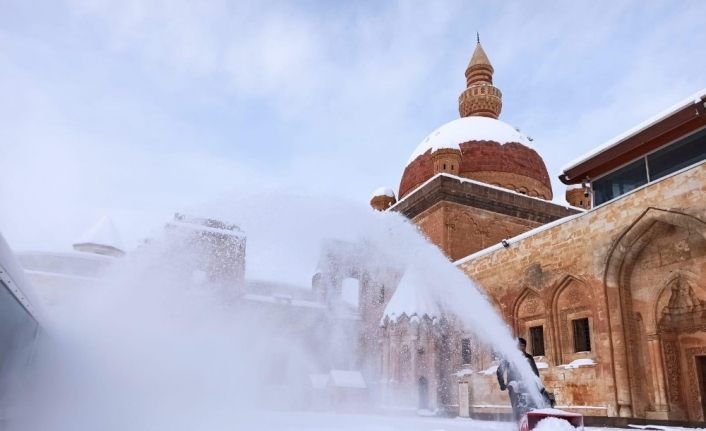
[663,277,705,316]
[662,340,682,405]
[685,346,706,422]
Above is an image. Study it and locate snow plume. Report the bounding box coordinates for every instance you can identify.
[6,193,544,429]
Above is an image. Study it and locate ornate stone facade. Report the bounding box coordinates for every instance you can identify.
[458,165,706,421]
[367,39,706,423]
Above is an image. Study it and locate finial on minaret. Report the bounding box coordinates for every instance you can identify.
[458,37,502,119]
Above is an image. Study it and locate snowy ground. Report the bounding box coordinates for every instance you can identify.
[236,411,678,431]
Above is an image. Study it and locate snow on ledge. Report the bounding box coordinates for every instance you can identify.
[389,172,560,213]
[478,364,499,375]
[558,358,596,369]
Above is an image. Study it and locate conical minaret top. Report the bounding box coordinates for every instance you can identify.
[458,37,503,119]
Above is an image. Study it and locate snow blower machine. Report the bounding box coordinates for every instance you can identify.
[510,381,584,431]
[519,408,584,431]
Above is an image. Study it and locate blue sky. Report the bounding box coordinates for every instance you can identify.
[2,0,706,251]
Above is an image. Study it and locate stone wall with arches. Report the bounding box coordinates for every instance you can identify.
[458,162,706,420]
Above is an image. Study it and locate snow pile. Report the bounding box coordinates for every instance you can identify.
[382,268,441,323]
[566,184,583,191]
[536,361,549,369]
[533,416,578,431]
[407,116,533,165]
[558,358,596,369]
[371,187,396,199]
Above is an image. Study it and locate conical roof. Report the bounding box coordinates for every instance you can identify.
[382,268,441,323]
[73,216,124,253]
[468,42,492,68]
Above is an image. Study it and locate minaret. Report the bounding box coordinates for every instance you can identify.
[458,34,503,119]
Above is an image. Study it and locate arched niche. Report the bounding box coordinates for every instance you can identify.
[603,207,706,418]
[551,275,595,365]
[513,288,549,358]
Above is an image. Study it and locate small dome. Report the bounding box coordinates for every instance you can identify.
[399,117,551,200]
[370,187,397,211]
[371,187,396,200]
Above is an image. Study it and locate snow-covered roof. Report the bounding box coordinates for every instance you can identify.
[382,268,441,323]
[371,187,396,199]
[407,116,533,165]
[562,86,706,173]
[329,370,367,389]
[74,216,124,251]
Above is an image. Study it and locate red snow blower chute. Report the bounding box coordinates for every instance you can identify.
[519,408,584,431]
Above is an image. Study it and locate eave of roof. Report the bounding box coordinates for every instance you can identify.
[560,87,706,184]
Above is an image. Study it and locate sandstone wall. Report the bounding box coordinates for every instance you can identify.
[458,162,706,420]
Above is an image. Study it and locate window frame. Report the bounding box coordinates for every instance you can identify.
[529,325,545,357]
[572,317,591,353]
[591,125,706,207]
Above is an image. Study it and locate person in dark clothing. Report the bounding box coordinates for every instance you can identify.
[496,338,540,422]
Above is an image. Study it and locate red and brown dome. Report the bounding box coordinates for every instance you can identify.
[398,39,552,201]
[399,117,552,199]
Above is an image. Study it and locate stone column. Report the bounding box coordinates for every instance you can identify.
[647,335,668,412]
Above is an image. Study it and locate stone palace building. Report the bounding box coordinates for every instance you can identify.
[369,39,706,422]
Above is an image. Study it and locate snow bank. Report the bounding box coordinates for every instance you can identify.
[407,117,533,165]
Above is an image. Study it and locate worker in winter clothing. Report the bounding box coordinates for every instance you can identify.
[496,337,540,422]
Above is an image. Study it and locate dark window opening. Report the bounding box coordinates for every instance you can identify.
[461,338,472,364]
[529,326,545,356]
[647,128,706,181]
[593,159,647,206]
[573,318,591,352]
[443,164,447,170]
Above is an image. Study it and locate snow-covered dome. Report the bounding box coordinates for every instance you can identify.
[399,116,552,200]
[407,116,533,165]
[382,269,441,324]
